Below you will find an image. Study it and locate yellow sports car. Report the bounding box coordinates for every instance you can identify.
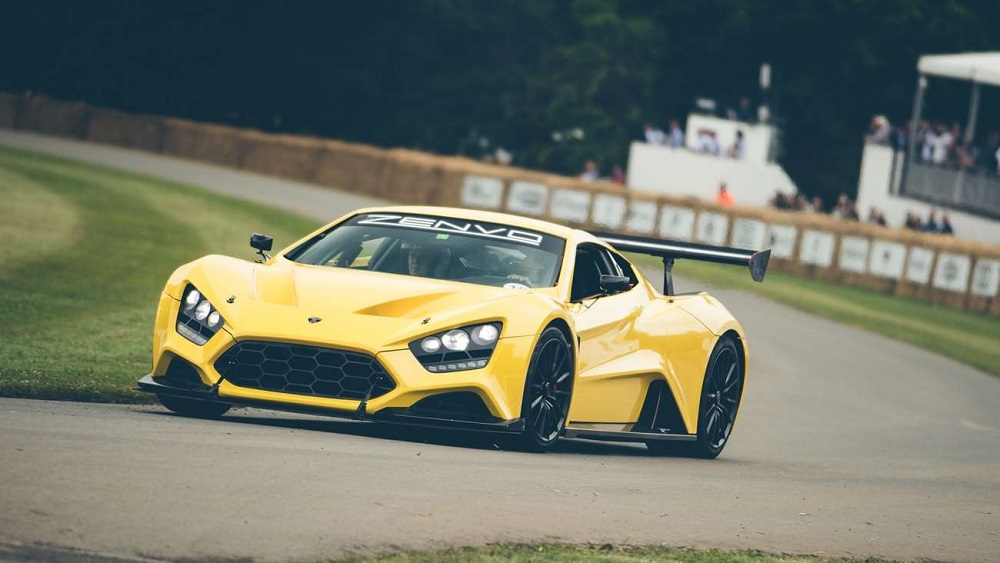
[138,206,769,457]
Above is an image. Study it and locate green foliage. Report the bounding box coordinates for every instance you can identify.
[7,2,1000,197]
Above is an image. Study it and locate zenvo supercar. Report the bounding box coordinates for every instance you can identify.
[139,206,769,457]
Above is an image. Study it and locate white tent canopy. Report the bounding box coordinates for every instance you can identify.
[918,52,1000,87]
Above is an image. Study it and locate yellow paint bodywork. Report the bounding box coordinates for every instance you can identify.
[151,206,749,435]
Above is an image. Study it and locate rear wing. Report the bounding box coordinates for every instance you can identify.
[592,232,770,295]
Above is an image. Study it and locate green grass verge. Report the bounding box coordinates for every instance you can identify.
[628,254,1000,377]
[0,146,320,402]
[332,544,894,562]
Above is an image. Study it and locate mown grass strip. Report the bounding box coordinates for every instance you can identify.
[0,146,320,401]
[628,255,1000,377]
[331,543,897,562]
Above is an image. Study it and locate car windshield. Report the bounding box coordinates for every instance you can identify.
[286,212,565,288]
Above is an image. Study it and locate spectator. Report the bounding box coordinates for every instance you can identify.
[865,115,891,144]
[923,211,939,232]
[939,212,954,235]
[948,122,962,165]
[644,123,666,146]
[867,207,887,227]
[809,196,823,213]
[770,190,791,210]
[611,165,626,185]
[716,182,734,206]
[904,211,923,231]
[728,130,746,159]
[893,120,909,151]
[956,138,979,170]
[830,194,851,219]
[793,192,809,211]
[921,122,938,162]
[580,160,599,182]
[694,129,721,155]
[932,123,952,165]
[668,118,684,148]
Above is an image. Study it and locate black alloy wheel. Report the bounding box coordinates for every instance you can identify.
[158,395,231,419]
[648,336,743,459]
[517,327,574,452]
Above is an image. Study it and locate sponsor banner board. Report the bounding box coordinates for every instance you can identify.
[695,212,729,246]
[625,201,657,234]
[731,218,767,250]
[799,230,835,267]
[658,206,695,241]
[506,181,548,215]
[905,247,935,284]
[591,194,626,229]
[838,236,870,273]
[868,240,907,279]
[460,175,503,209]
[767,225,798,259]
[970,259,1000,297]
[932,252,971,292]
[549,189,591,223]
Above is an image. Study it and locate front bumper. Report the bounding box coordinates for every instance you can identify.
[147,295,537,431]
[138,374,526,433]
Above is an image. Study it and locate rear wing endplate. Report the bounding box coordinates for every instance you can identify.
[593,232,770,295]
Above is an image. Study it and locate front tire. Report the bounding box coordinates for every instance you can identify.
[647,336,744,459]
[157,394,231,419]
[515,327,574,452]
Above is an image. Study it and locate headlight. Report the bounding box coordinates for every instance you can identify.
[441,330,470,351]
[194,300,212,321]
[409,322,502,373]
[184,290,201,311]
[176,284,225,346]
[420,337,442,353]
[470,324,499,345]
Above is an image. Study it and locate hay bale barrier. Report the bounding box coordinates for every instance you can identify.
[0,92,20,128]
[5,91,1000,316]
[86,108,165,152]
[237,131,324,183]
[161,119,247,168]
[18,97,90,138]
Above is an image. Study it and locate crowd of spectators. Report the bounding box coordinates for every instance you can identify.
[865,114,1000,175]
[644,119,747,160]
[768,188,954,235]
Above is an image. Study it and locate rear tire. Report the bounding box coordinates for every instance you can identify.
[647,336,743,459]
[514,327,574,452]
[157,395,231,419]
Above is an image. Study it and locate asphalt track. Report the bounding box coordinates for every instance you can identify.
[0,130,998,562]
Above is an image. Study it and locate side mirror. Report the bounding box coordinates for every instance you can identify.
[599,274,631,294]
[250,233,273,252]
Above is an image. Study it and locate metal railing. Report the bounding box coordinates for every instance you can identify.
[901,158,1000,219]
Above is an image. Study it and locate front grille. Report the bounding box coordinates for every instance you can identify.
[409,392,497,422]
[215,341,395,401]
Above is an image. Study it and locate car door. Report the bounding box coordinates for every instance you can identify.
[565,244,650,424]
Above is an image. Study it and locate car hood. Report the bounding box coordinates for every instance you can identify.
[178,256,547,353]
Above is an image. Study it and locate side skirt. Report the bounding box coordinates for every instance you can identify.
[563,426,696,442]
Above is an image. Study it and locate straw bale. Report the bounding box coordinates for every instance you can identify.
[18,97,90,138]
[0,92,21,128]
[238,131,324,183]
[162,119,246,167]
[86,108,165,151]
